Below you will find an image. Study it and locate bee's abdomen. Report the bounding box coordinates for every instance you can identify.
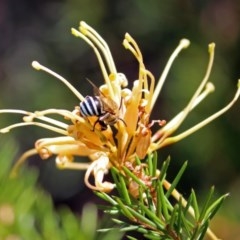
[80,96,103,117]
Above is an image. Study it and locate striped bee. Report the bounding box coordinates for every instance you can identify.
[80,79,126,130]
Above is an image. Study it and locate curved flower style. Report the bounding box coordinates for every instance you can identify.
[0,21,239,192]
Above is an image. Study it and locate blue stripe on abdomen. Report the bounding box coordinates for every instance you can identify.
[80,96,102,117]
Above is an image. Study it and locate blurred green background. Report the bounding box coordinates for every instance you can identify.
[0,0,239,238]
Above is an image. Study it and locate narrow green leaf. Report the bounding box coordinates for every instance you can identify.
[127,207,158,229]
[122,166,146,188]
[179,209,193,237]
[111,218,125,224]
[157,181,170,221]
[176,198,194,237]
[110,166,119,176]
[176,206,183,236]
[97,204,117,211]
[139,203,165,229]
[97,228,112,233]
[156,180,162,219]
[198,186,215,222]
[111,167,122,187]
[120,225,140,231]
[183,192,193,216]
[135,155,141,165]
[138,185,144,201]
[191,189,200,220]
[95,191,118,206]
[197,220,209,240]
[124,225,153,238]
[118,174,132,205]
[169,204,178,229]
[165,161,188,198]
[104,209,119,215]
[151,151,158,178]
[159,157,171,181]
[115,197,135,220]
[132,227,149,234]
[205,193,228,221]
[190,225,200,240]
[126,235,138,240]
[143,232,162,239]
[147,154,153,176]
[111,167,132,203]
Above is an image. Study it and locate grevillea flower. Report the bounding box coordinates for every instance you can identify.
[0,21,239,192]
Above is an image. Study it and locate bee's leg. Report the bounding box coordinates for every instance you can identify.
[92,119,99,131]
[118,117,127,127]
[92,119,107,131]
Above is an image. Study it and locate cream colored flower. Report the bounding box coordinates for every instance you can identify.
[0,21,239,192]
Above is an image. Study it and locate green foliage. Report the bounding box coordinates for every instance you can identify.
[0,137,123,240]
[96,153,227,239]
[0,138,228,239]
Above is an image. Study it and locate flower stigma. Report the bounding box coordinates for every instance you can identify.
[0,21,239,192]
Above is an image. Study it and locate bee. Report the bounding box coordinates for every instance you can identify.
[80,79,126,130]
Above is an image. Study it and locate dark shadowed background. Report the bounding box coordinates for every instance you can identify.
[0,0,239,238]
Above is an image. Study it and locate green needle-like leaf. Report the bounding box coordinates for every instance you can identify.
[118,174,132,205]
[139,203,165,229]
[205,193,229,220]
[127,207,158,229]
[169,204,178,229]
[198,186,215,222]
[157,180,170,221]
[114,197,135,220]
[165,161,188,198]
[197,220,210,240]
[159,156,170,181]
[191,189,200,220]
[148,154,153,176]
[95,156,227,239]
[95,191,118,206]
[151,151,158,178]
[122,166,145,187]
[126,235,138,240]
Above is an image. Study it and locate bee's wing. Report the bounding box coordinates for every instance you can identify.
[101,96,119,113]
[86,79,103,96]
[87,78,118,112]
